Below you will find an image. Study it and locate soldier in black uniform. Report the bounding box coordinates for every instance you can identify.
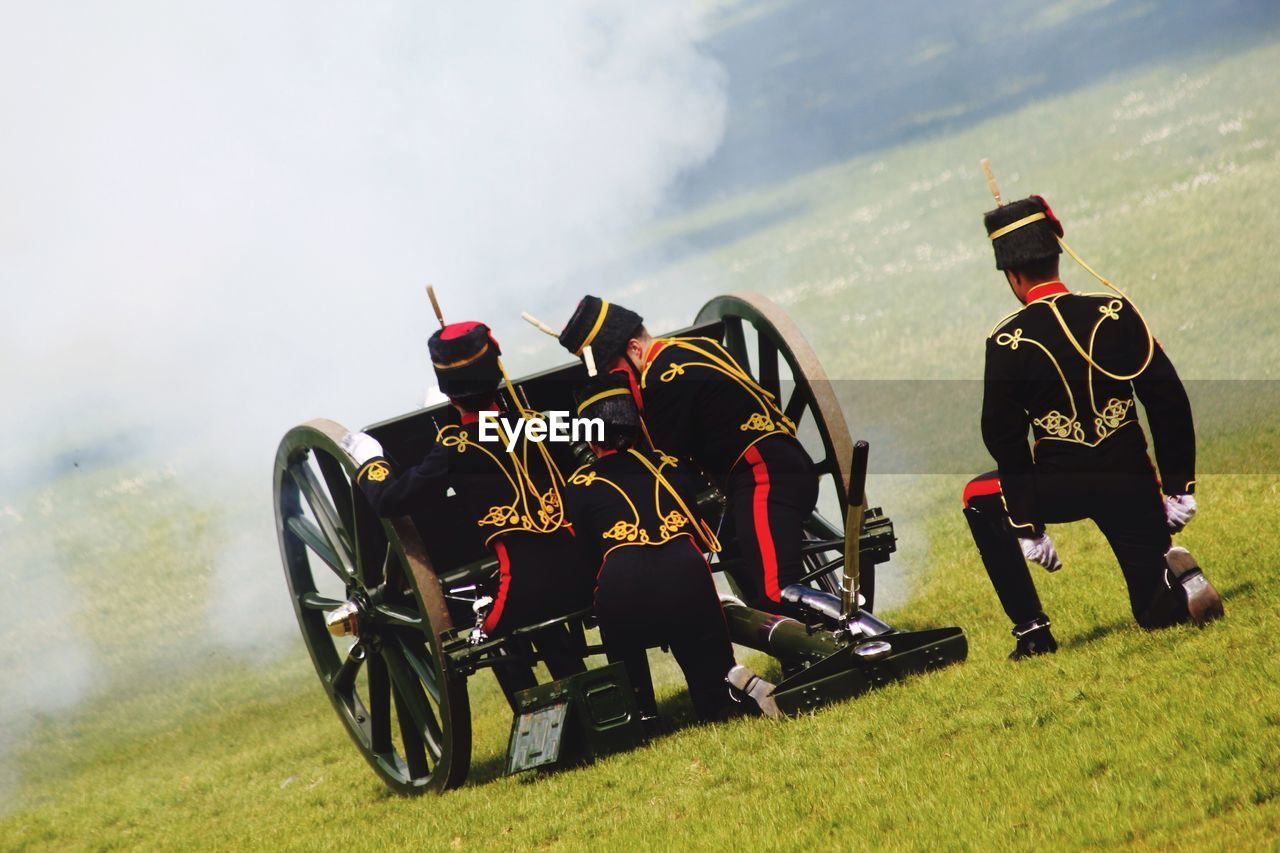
[556,297,819,616]
[963,195,1223,658]
[562,373,779,722]
[340,321,595,701]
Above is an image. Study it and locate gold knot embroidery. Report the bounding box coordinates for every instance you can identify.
[1094,397,1134,438]
[439,430,468,452]
[536,489,562,526]
[740,412,776,432]
[1099,299,1122,321]
[659,362,687,382]
[1034,410,1084,441]
[1098,397,1132,427]
[602,521,644,542]
[659,452,679,466]
[660,510,688,533]
[996,328,1024,350]
[477,505,520,527]
[570,471,598,487]
[363,461,390,482]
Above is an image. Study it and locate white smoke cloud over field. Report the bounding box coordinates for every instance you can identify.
[0,0,726,786]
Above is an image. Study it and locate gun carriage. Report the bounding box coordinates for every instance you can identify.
[273,293,966,794]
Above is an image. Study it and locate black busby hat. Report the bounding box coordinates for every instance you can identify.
[428,321,502,399]
[558,296,644,368]
[574,372,640,450]
[575,372,637,422]
[984,195,1064,270]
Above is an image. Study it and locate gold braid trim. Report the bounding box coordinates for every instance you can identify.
[642,337,796,438]
[628,449,721,553]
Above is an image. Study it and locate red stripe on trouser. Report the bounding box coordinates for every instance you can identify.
[962,473,1002,507]
[744,445,781,602]
[482,539,511,633]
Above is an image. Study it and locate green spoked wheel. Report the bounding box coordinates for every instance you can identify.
[695,292,873,608]
[273,418,470,794]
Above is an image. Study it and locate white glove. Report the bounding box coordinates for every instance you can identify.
[1019,532,1063,572]
[1164,494,1197,531]
[339,431,384,466]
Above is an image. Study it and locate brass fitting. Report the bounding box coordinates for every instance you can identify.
[325,601,360,637]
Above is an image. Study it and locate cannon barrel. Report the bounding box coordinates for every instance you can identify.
[721,599,842,664]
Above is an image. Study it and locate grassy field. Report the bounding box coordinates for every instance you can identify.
[4,22,1280,853]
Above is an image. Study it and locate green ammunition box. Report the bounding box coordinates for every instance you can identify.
[505,663,644,774]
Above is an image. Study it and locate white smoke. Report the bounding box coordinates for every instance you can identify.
[0,0,727,790]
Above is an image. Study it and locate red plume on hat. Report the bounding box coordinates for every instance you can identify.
[428,321,502,398]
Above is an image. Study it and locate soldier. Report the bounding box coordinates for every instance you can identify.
[562,373,779,721]
[963,194,1223,659]
[340,320,595,701]
[556,297,819,617]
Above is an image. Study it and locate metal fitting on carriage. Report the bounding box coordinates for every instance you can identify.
[324,601,360,637]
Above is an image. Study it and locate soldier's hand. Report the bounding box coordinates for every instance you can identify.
[339,431,384,466]
[1164,494,1197,531]
[1019,532,1063,572]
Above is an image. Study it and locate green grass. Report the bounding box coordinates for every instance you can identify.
[4,25,1280,853]
[3,469,1277,850]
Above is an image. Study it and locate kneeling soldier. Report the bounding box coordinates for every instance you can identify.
[341,321,595,701]
[964,193,1223,658]
[557,297,819,617]
[563,374,779,722]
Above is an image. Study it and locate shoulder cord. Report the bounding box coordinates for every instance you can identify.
[569,463,644,530]
[628,449,722,554]
[499,356,568,518]
[437,368,566,532]
[646,338,794,433]
[1046,238,1155,381]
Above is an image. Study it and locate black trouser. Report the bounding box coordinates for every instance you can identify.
[485,529,595,708]
[724,435,820,614]
[594,536,737,722]
[962,463,1186,630]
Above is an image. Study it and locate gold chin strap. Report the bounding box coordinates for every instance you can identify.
[577,300,610,355]
[987,212,1046,240]
[577,387,630,416]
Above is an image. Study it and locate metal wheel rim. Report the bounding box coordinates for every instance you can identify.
[695,291,857,516]
[273,418,471,793]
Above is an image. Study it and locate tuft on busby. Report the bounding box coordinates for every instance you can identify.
[428,321,502,400]
[984,195,1064,270]
[558,296,644,369]
[574,372,640,451]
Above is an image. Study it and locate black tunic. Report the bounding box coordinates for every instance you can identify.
[637,337,800,479]
[353,410,592,634]
[561,448,715,564]
[981,284,1195,534]
[562,447,735,722]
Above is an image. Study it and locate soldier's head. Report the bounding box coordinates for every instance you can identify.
[559,296,649,374]
[428,321,502,412]
[574,373,640,454]
[985,195,1064,302]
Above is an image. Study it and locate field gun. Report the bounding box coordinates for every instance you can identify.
[273,293,967,793]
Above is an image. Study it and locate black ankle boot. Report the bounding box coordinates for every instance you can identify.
[1009,615,1057,660]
